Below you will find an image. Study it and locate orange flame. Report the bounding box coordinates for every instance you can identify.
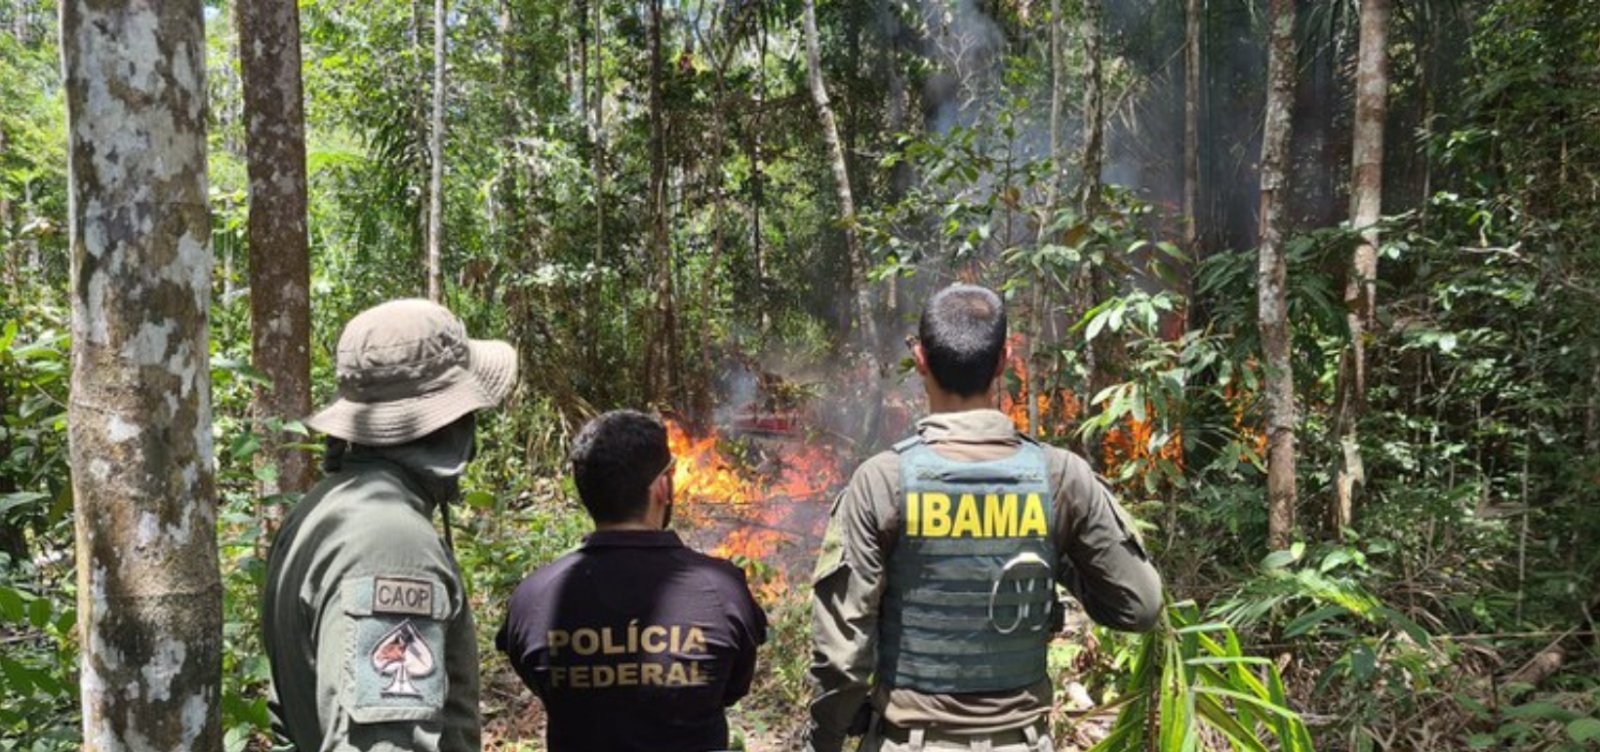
[1001,334,1081,436]
[666,419,845,593]
[665,420,843,505]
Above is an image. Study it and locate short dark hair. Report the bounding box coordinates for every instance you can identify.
[569,410,671,524]
[918,284,1008,397]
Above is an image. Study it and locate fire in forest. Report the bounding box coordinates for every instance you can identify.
[1000,333,1082,437]
[665,418,845,597]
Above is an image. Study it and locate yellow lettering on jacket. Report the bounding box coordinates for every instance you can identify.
[542,623,714,689]
[681,627,708,655]
[951,494,982,537]
[907,493,920,536]
[1018,493,1048,536]
[920,493,952,536]
[986,494,1018,537]
[904,492,1047,538]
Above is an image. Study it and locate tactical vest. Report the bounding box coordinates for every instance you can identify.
[877,436,1058,694]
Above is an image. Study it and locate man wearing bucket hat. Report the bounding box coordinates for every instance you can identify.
[263,299,517,752]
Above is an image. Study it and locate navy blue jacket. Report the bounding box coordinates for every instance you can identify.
[497,530,767,752]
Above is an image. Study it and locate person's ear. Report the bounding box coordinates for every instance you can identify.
[913,342,931,377]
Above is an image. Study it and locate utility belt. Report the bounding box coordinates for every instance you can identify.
[869,720,1054,752]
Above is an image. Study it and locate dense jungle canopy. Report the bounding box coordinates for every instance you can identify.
[1,0,1598,749]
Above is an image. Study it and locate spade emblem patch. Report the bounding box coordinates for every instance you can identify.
[370,620,438,697]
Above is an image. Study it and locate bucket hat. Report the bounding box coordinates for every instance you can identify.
[305,299,518,446]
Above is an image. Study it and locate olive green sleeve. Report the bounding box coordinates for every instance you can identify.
[1051,452,1164,632]
[805,454,898,752]
[312,519,481,751]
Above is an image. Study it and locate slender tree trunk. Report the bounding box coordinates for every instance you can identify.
[881,2,908,323]
[0,122,11,288]
[699,22,733,419]
[426,0,446,301]
[803,0,881,371]
[585,0,605,374]
[804,0,883,443]
[645,0,677,406]
[237,0,314,501]
[1082,0,1119,426]
[1029,0,1066,438]
[1183,0,1201,258]
[1259,0,1299,551]
[411,0,428,275]
[499,0,522,263]
[1332,0,1389,536]
[752,15,769,335]
[1079,0,1104,216]
[11,0,27,44]
[63,0,222,746]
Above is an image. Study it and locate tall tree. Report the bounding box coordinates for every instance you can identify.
[751,13,769,334]
[1258,0,1299,550]
[1333,0,1390,535]
[237,0,313,498]
[1082,0,1120,426]
[498,0,522,264]
[426,0,446,301]
[1029,0,1067,437]
[1079,0,1104,217]
[643,0,679,405]
[63,0,222,747]
[803,0,882,384]
[1183,0,1201,257]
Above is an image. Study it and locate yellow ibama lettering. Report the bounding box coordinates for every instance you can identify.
[1019,493,1047,536]
[985,493,1018,537]
[951,494,982,537]
[922,493,952,536]
[906,493,920,536]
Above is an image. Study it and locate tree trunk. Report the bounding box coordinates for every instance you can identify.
[426,0,446,301]
[644,0,677,406]
[237,0,314,500]
[1333,0,1389,536]
[1259,0,1299,551]
[499,0,523,264]
[752,13,769,335]
[10,0,27,44]
[1183,0,1201,257]
[411,0,428,278]
[1079,0,1105,217]
[1082,0,1119,426]
[586,0,605,374]
[63,0,222,747]
[1029,0,1066,438]
[0,121,11,288]
[803,0,882,375]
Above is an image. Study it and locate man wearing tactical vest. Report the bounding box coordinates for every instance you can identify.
[805,284,1164,752]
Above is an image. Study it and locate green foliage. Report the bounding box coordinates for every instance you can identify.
[0,285,74,751]
[1086,601,1315,752]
